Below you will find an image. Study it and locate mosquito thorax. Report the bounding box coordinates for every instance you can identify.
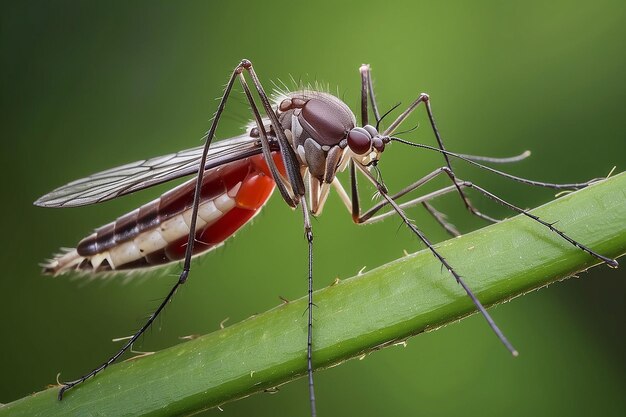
[276,91,356,182]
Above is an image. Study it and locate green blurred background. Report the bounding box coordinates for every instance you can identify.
[1,1,624,416]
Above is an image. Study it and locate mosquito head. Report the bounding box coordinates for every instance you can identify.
[346,124,390,166]
[275,91,393,176]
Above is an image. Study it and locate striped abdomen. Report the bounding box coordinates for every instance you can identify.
[44,152,284,275]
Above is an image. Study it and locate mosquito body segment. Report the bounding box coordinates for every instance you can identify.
[43,152,285,275]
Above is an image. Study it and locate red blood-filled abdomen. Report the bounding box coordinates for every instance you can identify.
[70,152,285,273]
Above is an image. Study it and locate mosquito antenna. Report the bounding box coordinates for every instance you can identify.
[393,123,420,137]
[390,138,598,190]
[376,102,403,131]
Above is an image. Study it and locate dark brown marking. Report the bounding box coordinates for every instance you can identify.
[113,209,140,245]
[137,200,160,231]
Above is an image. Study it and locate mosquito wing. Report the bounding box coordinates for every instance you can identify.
[34,133,266,208]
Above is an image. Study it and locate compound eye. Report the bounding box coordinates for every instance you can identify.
[372,137,385,152]
[347,128,372,155]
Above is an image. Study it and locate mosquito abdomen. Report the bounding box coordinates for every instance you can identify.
[43,153,284,276]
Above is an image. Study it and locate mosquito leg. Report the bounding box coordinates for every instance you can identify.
[366,66,381,123]
[384,92,599,236]
[357,167,440,221]
[336,175,462,225]
[408,96,482,213]
[382,93,503,226]
[359,65,370,126]
[392,138,600,190]
[367,186,463,224]
[337,167,467,237]
[456,179,619,268]
[241,60,316,413]
[347,166,487,226]
[458,150,531,164]
[435,166,501,224]
[57,60,249,400]
[359,64,381,125]
[300,197,317,417]
[236,72,298,206]
[345,171,463,236]
[345,161,617,268]
[238,60,306,199]
[349,64,384,218]
[422,201,461,237]
[354,163,519,355]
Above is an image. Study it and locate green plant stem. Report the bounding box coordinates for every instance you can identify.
[2,173,625,417]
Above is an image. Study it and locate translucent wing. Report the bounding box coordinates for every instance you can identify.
[35,134,265,208]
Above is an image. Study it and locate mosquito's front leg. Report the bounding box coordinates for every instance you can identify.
[360,64,476,218]
[381,89,493,223]
[359,64,381,125]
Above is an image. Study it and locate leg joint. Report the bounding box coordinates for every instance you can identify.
[441,166,453,175]
[179,269,189,284]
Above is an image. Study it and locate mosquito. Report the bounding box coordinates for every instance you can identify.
[35,59,618,416]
